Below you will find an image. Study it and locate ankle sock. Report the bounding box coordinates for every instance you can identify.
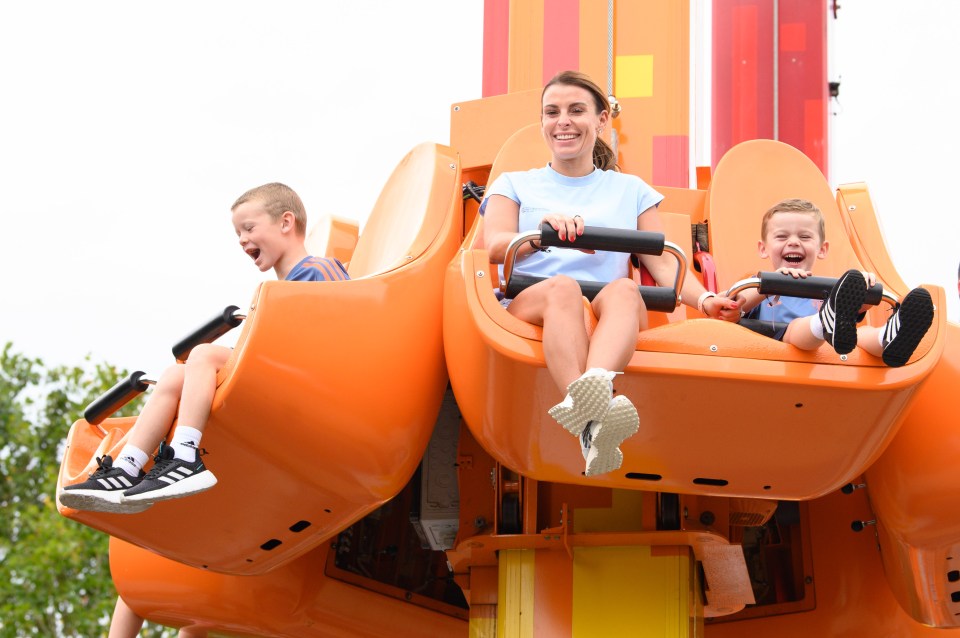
[170,426,203,462]
[809,313,825,340]
[114,444,148,478]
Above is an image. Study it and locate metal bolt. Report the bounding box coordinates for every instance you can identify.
[848,205,857,211]
[840,354,848,361]
[449,163,456,170]
[710,345,718,352]
[454,105,461,111]
[476,271,485,278]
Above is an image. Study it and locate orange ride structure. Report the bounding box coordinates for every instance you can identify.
[56,2,960,636]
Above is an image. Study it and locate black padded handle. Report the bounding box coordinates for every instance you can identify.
[84,371,151,425]
[505,274,677,312]
[539,223,665,255]
[757,272,883,306]
[172,305,243,362]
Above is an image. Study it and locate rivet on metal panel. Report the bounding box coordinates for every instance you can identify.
[404,255,413,260]
[840,354,848,361]
[848,205,857,211]
[453,105,461,111]
[710,345,718,352]
[449,163,456,170]
[476,271,485,278]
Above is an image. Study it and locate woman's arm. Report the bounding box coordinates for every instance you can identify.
[635,206,740,321]
[483,195,527,264]
[482,194,585,265]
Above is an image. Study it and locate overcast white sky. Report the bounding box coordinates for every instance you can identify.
[1,1,956,378]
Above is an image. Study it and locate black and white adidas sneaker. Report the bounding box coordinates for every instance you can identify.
[121,444,217,504]
[820,269,867,355]
[59,455,151,514]
[881,287,935,367]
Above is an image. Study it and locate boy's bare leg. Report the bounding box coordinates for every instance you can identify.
[127,365,186,453]
[174,344,232,437]
[782,316,824,351]
[856,325,883,357]
[108,597,144,638]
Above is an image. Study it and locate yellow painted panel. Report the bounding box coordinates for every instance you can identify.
[574,489,647,533]
[615,55,654,98]
[498,549,535,638]
[572,546,694,637]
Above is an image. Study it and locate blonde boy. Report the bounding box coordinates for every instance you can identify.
[61,183,349,513]
[730,198,933,366]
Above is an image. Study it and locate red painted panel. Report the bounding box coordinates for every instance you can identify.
[542,0,580,84]
[712,0,774,167]
[483,0,510,97]
[780,22,806,52]
[777,1,827,175]
[653,135,689,188]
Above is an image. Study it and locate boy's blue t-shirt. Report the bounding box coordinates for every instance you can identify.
[481,164,663,283]
[285,256,350,282]
[746,295,820,324]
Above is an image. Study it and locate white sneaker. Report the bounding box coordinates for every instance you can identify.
[584,395,639,477]
[548,368,616,437]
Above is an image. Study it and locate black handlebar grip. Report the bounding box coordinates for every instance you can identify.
[172,305,243,362]
[83,371,150,425]
[505,275,677,312]
[757,272,883,305]
[539,223,665,255]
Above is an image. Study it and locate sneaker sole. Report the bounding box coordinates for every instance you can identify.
[58,489,153,514]
[883,288,934,367]
[548,370,615,437]
[826,270,866,355]
[585,396,639,476]
[122,470,218,504]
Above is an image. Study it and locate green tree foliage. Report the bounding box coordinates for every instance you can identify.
[0,343,174,637]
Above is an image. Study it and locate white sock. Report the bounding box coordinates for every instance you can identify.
[114,444,148,478]
[170,425,203,462]
[878,329,885,348]
[809,313,824,340]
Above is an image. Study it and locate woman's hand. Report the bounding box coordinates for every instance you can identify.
[704,294,742,322]
[540,214,594,253]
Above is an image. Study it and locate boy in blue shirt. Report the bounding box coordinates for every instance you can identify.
[61,183,348,513]
[726,198,933,366]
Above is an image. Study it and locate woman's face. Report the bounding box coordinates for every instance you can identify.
[540,83,608,166]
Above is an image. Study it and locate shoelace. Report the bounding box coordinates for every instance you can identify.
[143,454,178,480]
[581,423,593,449]
[89,455,114,477]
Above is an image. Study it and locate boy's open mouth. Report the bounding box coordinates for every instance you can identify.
[247,248,261,261]
[783,252,804,264]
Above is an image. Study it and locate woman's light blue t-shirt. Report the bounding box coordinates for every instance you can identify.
[483,164,663,284]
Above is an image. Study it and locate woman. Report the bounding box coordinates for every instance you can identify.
[482,70,736,476]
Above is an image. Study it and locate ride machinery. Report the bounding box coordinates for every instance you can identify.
[56,1,960,636]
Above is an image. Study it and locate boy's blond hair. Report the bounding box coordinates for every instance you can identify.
[761,198,825,244]
[231,182,307,237]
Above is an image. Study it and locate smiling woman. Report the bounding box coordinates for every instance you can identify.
[480,70,737,477]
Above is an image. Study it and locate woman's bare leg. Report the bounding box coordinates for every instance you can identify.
[508,274,590,392]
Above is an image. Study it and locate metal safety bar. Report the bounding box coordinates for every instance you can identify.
[84,371,157,430]
[501,223,687,313]
[725,272,898,308]
[172,305,246,362]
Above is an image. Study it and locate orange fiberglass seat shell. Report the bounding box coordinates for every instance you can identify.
[444,136,944,500]
[56,143,464,575]
[109,537,467,637]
